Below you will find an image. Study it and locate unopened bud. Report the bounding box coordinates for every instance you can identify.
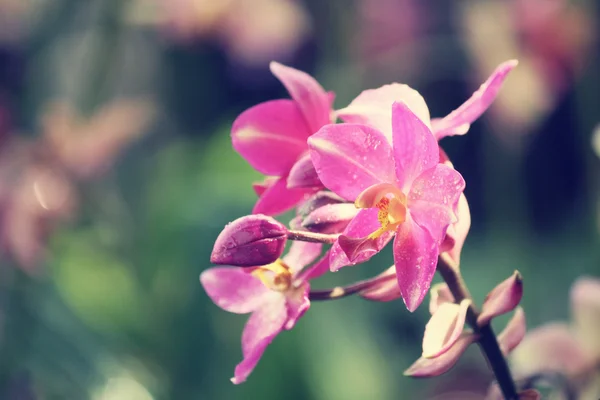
[210,214,288,267]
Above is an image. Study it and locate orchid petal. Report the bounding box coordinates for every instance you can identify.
[486,386,541,400]
[270,62,332,133]
[287,152,322,188]
[498,307,526,355]
[252,176,279,197]
[232,294,287,384]
[283,241,322,275]
[432,60,518,140]
[409,164,465,242]
[570,276,600,355]
[297,191,346,218]
[359,266,402,302]
[232,99,310,176]
[423,299,471,358]
[404,333,478,378]
[443,193,471,265]
[298,252,331,281]
[393,215,440,312]
[210,215,288,266]
[329,208,395,271]
[392,102,439,188]
[308,123,395,201]
[510,323,590,376]
[283,283,311,330]
[200,267,270,314]
[336,83,431,139]
[429,283,456,315]
[301,203,359,234]
[478,271,523,326]
[252,176,316,216]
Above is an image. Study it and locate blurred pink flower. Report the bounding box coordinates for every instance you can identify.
[460,0,596,134]
[510,277,600,399]
[128,0,311,66]
[0,99,153,271]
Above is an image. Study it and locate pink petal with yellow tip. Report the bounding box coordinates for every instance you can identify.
[478,271,523,326]
[429,283,456,315]
[422,299,471,358]
[200,267,271,314]
[404,333,478,378]
[252,176,316,216]
[498,307,526,355]
[308,123,395,201]
[232,99,310,176]
[287,152,322,188]
[329,208,394,271]
[232,294,287,384]
[336,83,431,138]
[432,60,518,140]
[359,266,402,302]
[270,62,333,133]
[391,102,439,188]
[393,214,440,312]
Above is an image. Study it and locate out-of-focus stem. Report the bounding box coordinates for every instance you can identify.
[436,252,519,400]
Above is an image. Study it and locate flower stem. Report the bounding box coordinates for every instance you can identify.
[309,269,396,300]
[436,252,519,400]
[287,230,340,244]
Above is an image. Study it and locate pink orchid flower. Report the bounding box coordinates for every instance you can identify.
[336,59,518,141]
[308,101,465,311]
[200,241,328,384]
[231,62,335,216]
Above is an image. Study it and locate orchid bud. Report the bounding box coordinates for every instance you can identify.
[287,153,322,188]
[478,271,523,325]
[422,299,471,359]
[404,333,478,378]
[497,307,526,355]
[296,191,346,217]
[359,266,401,302]
[301,203,358,234]
[210,214,288,266]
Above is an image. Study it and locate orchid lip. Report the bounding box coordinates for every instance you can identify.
[355,183,407,239]
[252,259,293,292]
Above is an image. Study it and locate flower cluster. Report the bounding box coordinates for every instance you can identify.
[201,60,520,385]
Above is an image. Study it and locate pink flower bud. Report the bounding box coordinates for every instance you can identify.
[210,214,288,266]
[478,271,523,326]
[296,191,346,217]
[404,333,478,378]
[359,266,401,302]
[497,307,526,355]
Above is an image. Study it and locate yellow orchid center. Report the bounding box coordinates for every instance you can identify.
[355,183,407,239]
[252,259,293,292]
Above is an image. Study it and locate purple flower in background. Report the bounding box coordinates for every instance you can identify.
[201,241,329,384]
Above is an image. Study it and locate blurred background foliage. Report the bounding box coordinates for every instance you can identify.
[0,0,598,399]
